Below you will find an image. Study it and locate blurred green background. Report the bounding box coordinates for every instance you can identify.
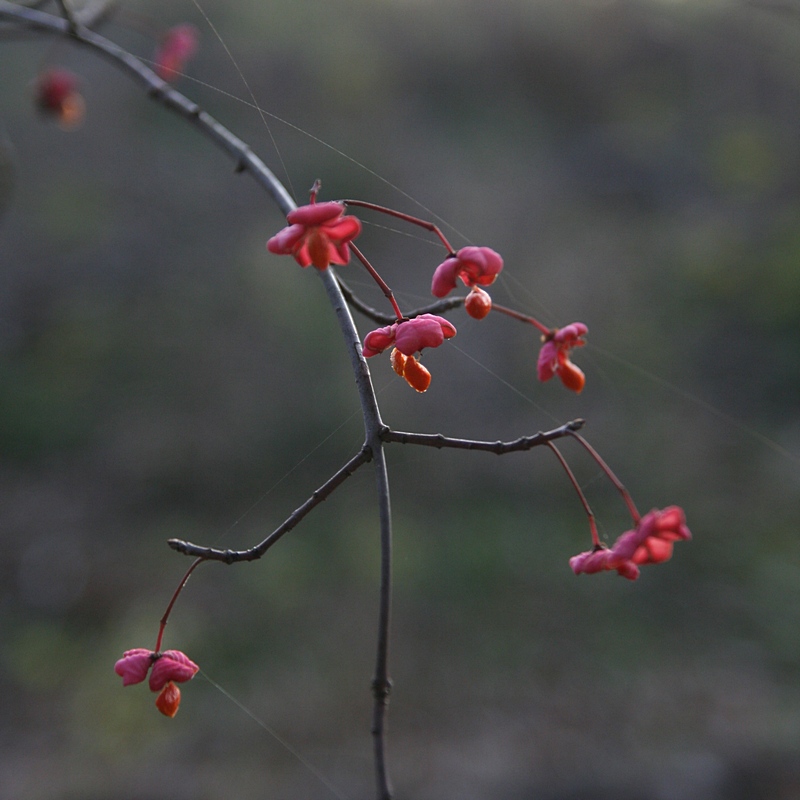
[2,0,800,797]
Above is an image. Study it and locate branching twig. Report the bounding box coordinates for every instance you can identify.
[567,430,640,523]
[381,419,585,453]
[349,242,405,321]
[546,441,600,547]
[168,447,373,563]
[336,274,464,325]
[0,6,601,798]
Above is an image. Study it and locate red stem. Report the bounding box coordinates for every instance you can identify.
[341,199,457,255]
[155,557,205,652]
[568,432,641,524]
[349,243,405,322]
[491,303,551,336]
[546,442,600,547]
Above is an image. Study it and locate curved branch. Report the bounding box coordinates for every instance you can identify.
[168,447,373,563]
[0,9,589,798]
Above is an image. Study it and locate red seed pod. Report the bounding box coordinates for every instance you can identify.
[402,355,432,393]
[464,286,492,320]
[155,681,182,718]
[558,360,586,394]
[390,347,407,377]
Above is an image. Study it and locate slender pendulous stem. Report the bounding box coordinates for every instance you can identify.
[342,199,458,254]
[168,448,373,562]
[546,442,600,547]
[155,557,205,652]
[568,431,641,524]
[349,242,405,322]
[491,302,551,336]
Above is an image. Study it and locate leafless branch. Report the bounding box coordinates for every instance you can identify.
[168,447,373,563]
[382,419,585,453]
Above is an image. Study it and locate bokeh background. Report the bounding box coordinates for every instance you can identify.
[2,0,800,797]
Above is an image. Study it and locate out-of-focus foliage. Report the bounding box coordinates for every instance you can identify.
[2,0,800,798]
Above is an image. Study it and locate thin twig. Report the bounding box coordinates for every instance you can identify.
[369,446,394,800]
[341,198,457,254]
[546,442,600,547]
[0,0,113,35]
[491,302,551,336]
[168,447,373,562]
[567,430,641,523]
[74,0,115,28]
[336,274,464,325]
[349,242,405,321]
[155,557,205,652]
[381,419,585,454]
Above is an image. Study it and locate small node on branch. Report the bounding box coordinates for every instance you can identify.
[371,676,393,701]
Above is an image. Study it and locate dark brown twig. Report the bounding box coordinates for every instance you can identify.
[336,274,464,325]
[168,447,373,563]
[381,419,585,454]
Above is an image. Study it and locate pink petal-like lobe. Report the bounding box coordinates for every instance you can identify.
[287,201,346,226]
[362,325,396,358]
[537,322,588,392]
[430,247,503,298]
[149,649,199,692]
[569,506,690,580]
[394,314,456,355]
[114,648,154,686]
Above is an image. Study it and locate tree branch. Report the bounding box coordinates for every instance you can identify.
[0,8,594,797]
[168,447,373,563]
[382,419,585,453]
